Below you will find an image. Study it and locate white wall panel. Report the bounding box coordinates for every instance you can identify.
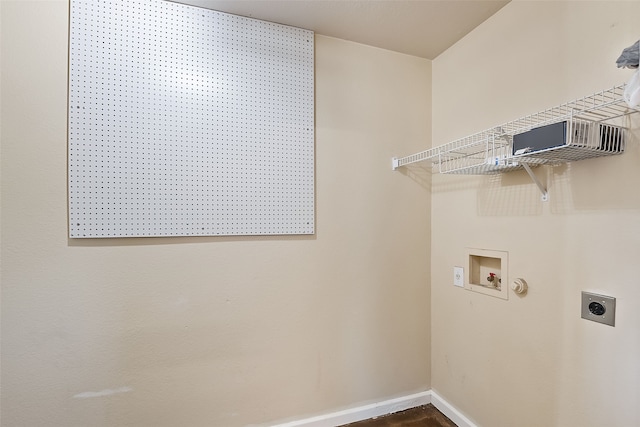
[69,0,314,237]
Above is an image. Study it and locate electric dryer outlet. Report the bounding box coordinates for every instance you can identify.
[581,291,616,327]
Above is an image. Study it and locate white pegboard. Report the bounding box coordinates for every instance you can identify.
[68,0,314,238]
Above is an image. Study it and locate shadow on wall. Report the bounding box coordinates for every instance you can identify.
[477,170,544,216]
[68,233,317,248]
[396,163,433,191]
[551,123,640,214]
[430,173,478,194]
[428,166,544,216]
[476,140,640,216]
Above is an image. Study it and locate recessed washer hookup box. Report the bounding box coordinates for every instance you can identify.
[513,121,567,155]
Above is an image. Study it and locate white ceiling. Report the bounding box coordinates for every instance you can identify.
[173,0,510,59]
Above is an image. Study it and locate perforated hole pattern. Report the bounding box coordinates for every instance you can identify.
[69,0,314,238]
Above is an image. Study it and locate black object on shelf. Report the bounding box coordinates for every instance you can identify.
[513,121,567,155]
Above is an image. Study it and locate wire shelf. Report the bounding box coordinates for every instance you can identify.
[511,119,625,165]
[392,84,640,174]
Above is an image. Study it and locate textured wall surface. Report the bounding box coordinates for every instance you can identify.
[0,2,431,426]
[431,2,640,426]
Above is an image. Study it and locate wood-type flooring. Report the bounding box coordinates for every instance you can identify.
[340,404,457,427]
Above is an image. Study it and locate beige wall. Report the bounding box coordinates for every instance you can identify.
[0,2,431,426]
[432,2,640,427]
[10,1,637,427]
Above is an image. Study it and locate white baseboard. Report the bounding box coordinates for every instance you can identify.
[430,390,478,427]
[267,389,478,427]
[269,390,432,427]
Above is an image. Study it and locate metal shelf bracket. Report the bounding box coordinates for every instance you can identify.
[521,163,548,202]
